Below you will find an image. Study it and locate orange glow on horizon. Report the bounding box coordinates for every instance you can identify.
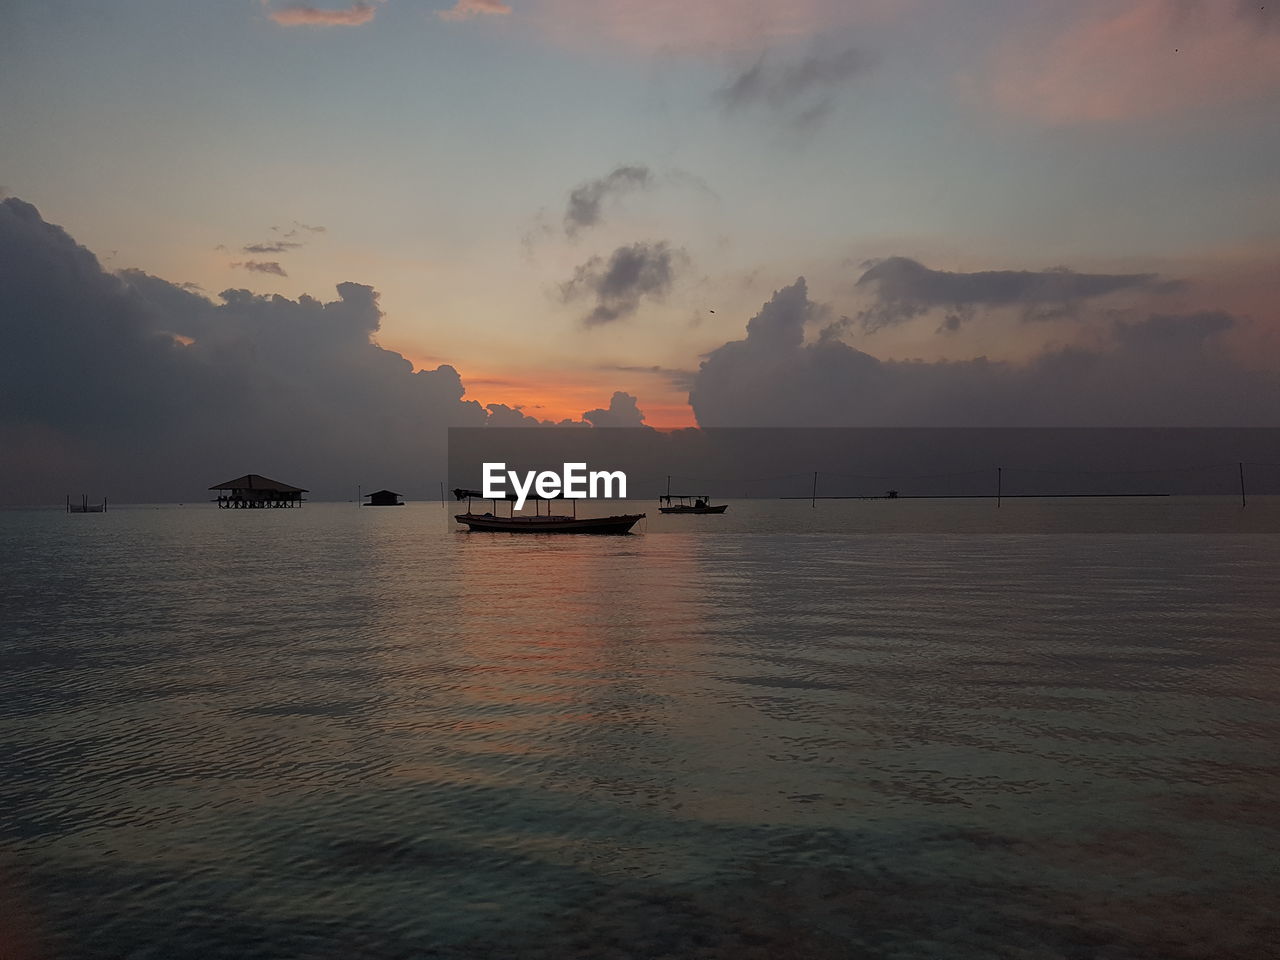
[399,355,698,429]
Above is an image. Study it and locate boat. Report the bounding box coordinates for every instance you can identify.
[66,494,107,514]
[452,489,644,534]
[658,494,727,515]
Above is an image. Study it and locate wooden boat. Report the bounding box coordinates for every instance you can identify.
[67,494,106,513]
[454,512,644,534]
[658,494,727,515]
[452,488,643,534]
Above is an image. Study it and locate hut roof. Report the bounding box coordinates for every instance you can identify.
[365,490,402,498]
[208,473,308,493]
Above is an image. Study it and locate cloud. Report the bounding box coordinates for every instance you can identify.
[243,241,303,254]
[981,0,1280,123]
[266,2,381,27]
[438,0,511,21]
[582,391,647,427]
[294,221,327,233]
[717,47,872,128]
[854,257,1176,332]
[688,276,1280,426]
[232,260,289,277]
[564,165,653,237]
[0,196,496,502]
[561,241,685,327]
[0,197,661,502]
[599,363,696,391]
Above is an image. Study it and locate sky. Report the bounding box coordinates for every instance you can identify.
[2,0,1279,501]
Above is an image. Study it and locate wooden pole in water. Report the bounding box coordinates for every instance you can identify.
[1239,461,1246,508]
[811,471,818,508]
[357,483,361,507]
[439,481,445,507]
[997,467,1002,508]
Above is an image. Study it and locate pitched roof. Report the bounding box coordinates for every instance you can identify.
[208,474,308,493]
[365,490,402,498]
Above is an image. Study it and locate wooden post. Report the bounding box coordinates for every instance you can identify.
[357,483,362,507]
[1239,461,1246,508]
[811,471,818,508]
[997,467,1002,508]
[439,481,445,507]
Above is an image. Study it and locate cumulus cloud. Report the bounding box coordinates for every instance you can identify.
[582,391,647,427]
[0,197,657,502]
[564,165,653,237]
[266,1,381,27]
[855,256,1176,332]
[689,276,1280,427]
[438,0,511,20]
[561,241,685,327]
[717,47,872,128]
[0,197,494,502]
[232,260,289,277]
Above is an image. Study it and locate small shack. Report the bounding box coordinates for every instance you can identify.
[363,489,404,507]
[210,474,307,509]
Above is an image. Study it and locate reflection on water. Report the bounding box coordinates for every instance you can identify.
[1,503,1278,958]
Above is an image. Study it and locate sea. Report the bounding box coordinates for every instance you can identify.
[2,500,1278,959]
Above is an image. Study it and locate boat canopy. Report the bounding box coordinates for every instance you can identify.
[452,487,563,502]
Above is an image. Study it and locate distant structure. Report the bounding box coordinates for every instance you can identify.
[363,489,404,507]
[209,474,307,509]
[886,489,899,499]
[67,494,106,513]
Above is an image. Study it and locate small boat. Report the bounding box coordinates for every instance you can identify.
[658,494,727,515]
[452,489,644,534]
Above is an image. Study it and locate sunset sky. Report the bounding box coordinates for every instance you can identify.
[2,0,1279,499]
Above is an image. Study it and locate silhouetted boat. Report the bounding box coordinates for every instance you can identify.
[659,494,727,514]
[452,488,643,534]
[455,512,644,534]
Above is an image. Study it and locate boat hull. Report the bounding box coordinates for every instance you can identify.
[658,504,728,514]
[455,512,645,534]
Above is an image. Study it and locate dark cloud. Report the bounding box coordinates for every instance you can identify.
[0,198,654,501]
[0,197,490,502]
[561,241,685,327]
[232,260,288,277]
[564,166,653,237]
[582,391,647,428]
[717,48,871,128]
[599,364,697,391]
[294,221,327,233]
[243,241,303,254]
[689,277,1280,427]
[855,256,1178,331]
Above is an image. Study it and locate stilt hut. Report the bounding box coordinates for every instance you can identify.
[363,489,404,506]
[209,474,307,509]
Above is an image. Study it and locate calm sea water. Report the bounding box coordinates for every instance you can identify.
[2,502,1278,959]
